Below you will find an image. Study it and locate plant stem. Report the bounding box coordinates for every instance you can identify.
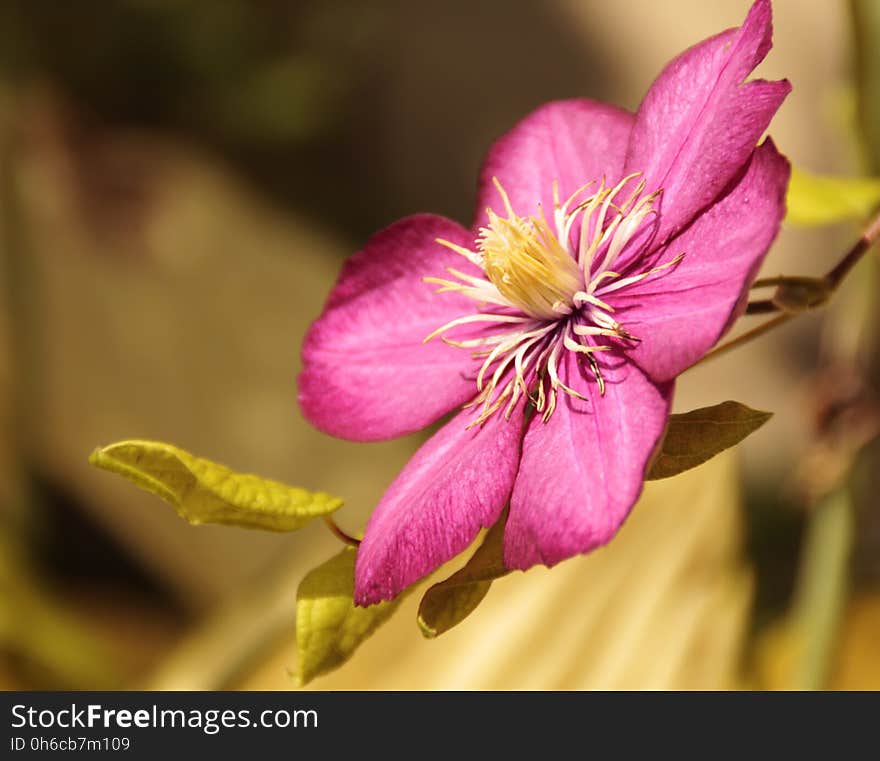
[695,313,793,366]
[745,299,778,315]
[323,515,361,547]
[825,210,880,288]
[790,489,853,689]
[698,207,880,365]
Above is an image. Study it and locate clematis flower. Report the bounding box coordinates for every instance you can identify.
[299,0,791,605]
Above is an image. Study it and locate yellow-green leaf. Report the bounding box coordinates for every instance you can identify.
[786,166,880,226]
[647,401,772,481]
[417,517,509,639]
[295,547,402,686]
[89,439,341,530]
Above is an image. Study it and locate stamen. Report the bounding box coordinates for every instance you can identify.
[492,176,517,218]
[436,238,484,268]
[571,325,622,340]
[563,334,611,354]
[588,353,606,396]
[594,253,685,295]
[572,291,614,311]
[422,313,531,344]
[424,275,511,307]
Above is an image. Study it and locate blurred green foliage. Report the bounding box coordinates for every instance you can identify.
[0,0,351,141]
[0,0,386,238]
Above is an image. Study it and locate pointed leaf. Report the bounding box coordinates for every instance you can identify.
[417,516,509,638]
[296,547,402,686]
[786,167,880,226]
[89,439,341,530]
[647,401,772,480]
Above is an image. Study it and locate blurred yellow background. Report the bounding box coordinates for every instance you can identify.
[1,0,878,690]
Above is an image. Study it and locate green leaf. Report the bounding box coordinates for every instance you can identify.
[295,547,402,686]
[786,166,880,226]
[417,517,509,638]
[89,439,342,530]
[647,401,772,481]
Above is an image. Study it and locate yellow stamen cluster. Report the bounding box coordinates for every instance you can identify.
[478,182,583,320]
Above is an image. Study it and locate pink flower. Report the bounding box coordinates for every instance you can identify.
[300,0,791,605]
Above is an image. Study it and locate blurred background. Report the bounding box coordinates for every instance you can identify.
[0,0,878,690]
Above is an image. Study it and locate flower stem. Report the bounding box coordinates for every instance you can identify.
[323,515,361,547]
[695,313,793,366]
[698,207,880,365]
[745,299,778,315]
[825,209,880,288]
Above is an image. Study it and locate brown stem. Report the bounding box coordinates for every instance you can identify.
[323,515,361,547]
[745,299,779,315]
[695,313,794,367]
[751,275,799,289]
[825,209,880,288]
[701,209,880,364]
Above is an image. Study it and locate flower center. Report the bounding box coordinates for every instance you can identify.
[479,205,582,320]
[425,174,682,426]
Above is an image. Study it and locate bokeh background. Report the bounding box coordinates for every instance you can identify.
[0,0,878,690]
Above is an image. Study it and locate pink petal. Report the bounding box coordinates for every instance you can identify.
[474,98,634,228]
[354,404,525,605]
[624,0,790,246]
[299,214,482,442]
[504,353,673,570]
[611,139,790,383]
